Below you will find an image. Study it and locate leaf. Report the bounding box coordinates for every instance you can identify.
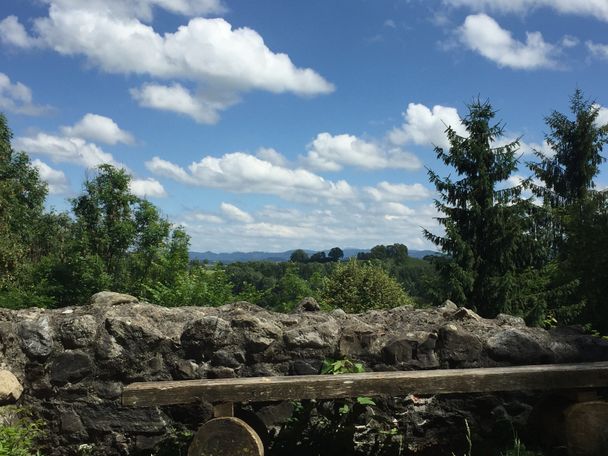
[356,396,375,406]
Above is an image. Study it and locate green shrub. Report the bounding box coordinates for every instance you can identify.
[0,407,44,456]
[321,260,414,312]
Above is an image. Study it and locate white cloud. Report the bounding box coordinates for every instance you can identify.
[457,14,559,70]
[146,152,355,202]
[0,16,40,48]
[256,147,287,167]
[0,73,50,116]
[444,0,608,22]
[587,41,608,61]
[596,105,608,127]
[220,202,254,223]
[389,103,466,149]
[37,0,227,22]
[31,159,69,194]
[129,178,167,198]
[365,182,433,202]
[2,3,333,123]
[303,132,422,171]
[188,212,224,224]
[561,35,579,48]
[61,113,134,145]
[130,83,231,124]
[180,200,441,252]
[15,133,119,168]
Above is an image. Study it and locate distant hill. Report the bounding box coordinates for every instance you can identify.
[189,248,440,263]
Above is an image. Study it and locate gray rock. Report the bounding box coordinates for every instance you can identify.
[51,350,94,385]
[440,299,458,312]
[486,329,553,364]
[496,313,526,327]
[18,317,54,359]
[449,307,482,322]
[437,324,483,367]
[181,316,233,359]
[89,291,138,307]
[295,297,321,312]
[60,315,97,348]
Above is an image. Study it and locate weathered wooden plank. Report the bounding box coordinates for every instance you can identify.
[122,361,608,407]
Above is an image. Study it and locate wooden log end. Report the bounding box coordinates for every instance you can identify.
[188,417,264,456]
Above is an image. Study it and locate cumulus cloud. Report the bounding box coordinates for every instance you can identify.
[1,2,333,123]
[130,83,232,124]
[0,16,41,48]
[0,72,50,115]
[31,159,69,194]
[302,132,422,171]
[443,0,608,22]
[365,182,434,202]
[40,0,228,22]
[389,103,466,149]
[146,152,355,202]
[587,41,608,61]
[220,202,254,223]
[457,14,559,70]
[596,105,608,127]
[256,147,288,167]
[129,178,167,198]
[180,200,441,252]
[188,212,224,224]
[61,113,134,145]
[15,133,120,168]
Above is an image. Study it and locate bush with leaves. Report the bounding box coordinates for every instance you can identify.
[322,260,413,312]
[0,407,44,456]
[144,264,234,307]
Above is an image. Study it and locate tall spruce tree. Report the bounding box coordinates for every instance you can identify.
[424,99,530,317]
[528,90,608,330]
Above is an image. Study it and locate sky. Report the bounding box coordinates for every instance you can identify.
[0,0,607,253]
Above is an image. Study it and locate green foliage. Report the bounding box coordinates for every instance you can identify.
[266,265,315,311]
[527,90,608,330]
[0,407,44,456]
[144,265,233,307]
[289,249,309,263]
[322,259,413,312]
[321,358,365,375]
[0,113,48,301]
[425,99,541,318]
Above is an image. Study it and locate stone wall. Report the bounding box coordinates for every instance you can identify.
[1,292,607,455]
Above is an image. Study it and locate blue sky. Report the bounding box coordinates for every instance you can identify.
[1,0,607,252]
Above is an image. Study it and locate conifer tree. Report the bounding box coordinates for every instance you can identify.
[528,90,608,329]
[424,99,529,317]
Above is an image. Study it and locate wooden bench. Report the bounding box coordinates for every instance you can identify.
[122,361,608,456]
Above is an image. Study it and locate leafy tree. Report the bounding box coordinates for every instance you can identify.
[145,264,233,307]
[327,247,344,262]
[310,251,327,263]
[70,165,191,298]
[289,249,309,263]
[0,114,47,290]
[71,164,138,283]
[265,265,314,311]
[424,99,534,317]
[322,259,413,313]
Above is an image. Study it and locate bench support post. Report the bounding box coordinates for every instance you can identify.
[213,402,234,418]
